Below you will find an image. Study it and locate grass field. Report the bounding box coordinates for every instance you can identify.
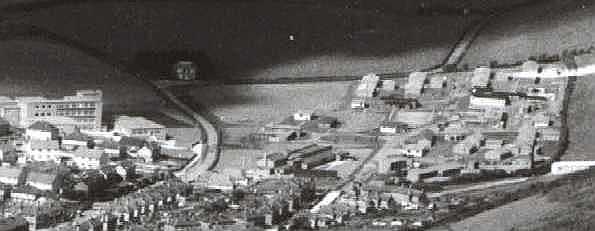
[563,75,595,160]
[189,82,351,124]
[447,195,560,231]
[14,0,477,80]
[460,0,595,67]
[0,39,162,115]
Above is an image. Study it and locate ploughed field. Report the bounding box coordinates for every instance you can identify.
[460,0,595,67]
[0,39,162,114]
[14,0,477,80]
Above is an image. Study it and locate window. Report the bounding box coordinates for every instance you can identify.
[42,105,46,109]
[47,113,51,116]
[48,105,52,109]
[35,105,39,109]
[34,113,39,117]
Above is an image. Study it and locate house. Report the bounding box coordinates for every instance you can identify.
[428,74,447,89]
[399,143,429,158]
[471,67,491,88]
[317,116,339,129]
[0,166,22,185]
[66,146,106,169]
[405,72,428,96]
[452,132,483,155]
[25,121,59,140]
[113,116,166,140]
[484,149,513,161]
[364,182,427,207]
[23,139,62,162]
[538,128,560,141]
[377,155,408,175]
[351,98,365,110]
[379,121,408,134]
[129,145,155,163]
[533,113,551,128]
[407,162,464,182]
[355,73,380,98]
[26,172,58,191]
[293,111,313,121]
[257,153,288,169]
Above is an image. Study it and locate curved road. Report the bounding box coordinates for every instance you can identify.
[0,22,221,181]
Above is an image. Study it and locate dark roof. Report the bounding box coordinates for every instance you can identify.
[28,121,57,131]
[0,216,28,230]
[119,136,147,148]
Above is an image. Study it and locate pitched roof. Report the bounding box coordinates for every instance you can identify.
[27,121,57,131]
[115,116,165,129]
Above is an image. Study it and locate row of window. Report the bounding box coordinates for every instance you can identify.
[34,112,52,117]
[55,102,97,109]
[132,128,163,135]
[56,110,96,116]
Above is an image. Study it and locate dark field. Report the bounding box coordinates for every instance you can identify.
[13,0,479,80]
[0,39,162,114]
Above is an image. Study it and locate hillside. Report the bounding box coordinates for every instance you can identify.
[0,39,162,114]
[13,0,478,80]
[460,0,595,67]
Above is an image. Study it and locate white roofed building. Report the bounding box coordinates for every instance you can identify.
[113,116,166,140]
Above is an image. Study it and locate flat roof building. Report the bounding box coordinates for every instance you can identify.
[114,116,167,140]
[0,90,103,131]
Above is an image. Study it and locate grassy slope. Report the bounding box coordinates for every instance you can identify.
[564,74,595,160]
[15,1,474,80]
[0,39,161,114]
[460,0,595,67]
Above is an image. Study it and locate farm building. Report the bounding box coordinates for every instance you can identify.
[354,73,380,98]
[293,110,314,121]
[538,127,560,141]
[405,72,428,96]
[406,162,464,183]
[452,131,484,155]
[350,98,365,110]
[113,116,167,140]
[379,121,408,134]
[0,118,9,137]
[551,161,595,175]
[286,144,334,170]
[469,95,507,110]
[0,166,21,186]
[393,111,434,128]
[484,149,513,161]
[381,80,396,91]
[471,67,491,88]
[398,143,429,158]
[377,155,408,175]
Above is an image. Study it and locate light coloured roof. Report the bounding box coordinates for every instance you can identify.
[0,166,22,178]
[29,140,60,150]
[27,172,57,185]
[115,116,165,129]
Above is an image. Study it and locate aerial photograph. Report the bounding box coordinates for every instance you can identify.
[0,0,593,230]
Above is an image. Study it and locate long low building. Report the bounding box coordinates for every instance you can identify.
[551,161,595,175]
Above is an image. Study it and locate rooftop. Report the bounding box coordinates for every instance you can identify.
[0,166,22,179]
[27,121,57,131]
[115,116,165,129]
[27,172,57,185]
[29,140,60,150]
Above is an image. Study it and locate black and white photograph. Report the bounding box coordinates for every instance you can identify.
[0,0,592,230]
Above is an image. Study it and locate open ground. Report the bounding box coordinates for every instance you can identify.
[460,0,595,67]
